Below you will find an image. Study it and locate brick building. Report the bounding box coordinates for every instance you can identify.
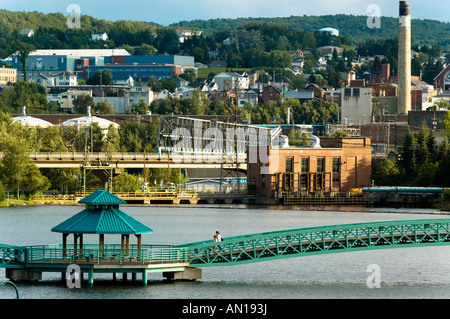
[247,137,372,198]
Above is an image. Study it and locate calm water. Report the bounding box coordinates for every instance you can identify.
[1,204,450,299]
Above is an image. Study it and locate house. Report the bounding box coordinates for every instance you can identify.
[91,33,109,41]
[20,29,34,37]
[318,46,343,56]
[93,85,154,114]
[434,63,450,92]
[55,71,78,86]
[172,76,190,88]
[237,90,258,107]
[261,85,282,103]
[209,60,227,68]
[48,90,93,111]
[284,91,315,104]
[28,73,55,88]
[213,72,249,91]
[175,29,203,43]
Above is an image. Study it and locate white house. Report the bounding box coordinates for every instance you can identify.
[20,29,34,37]
[91,33,109,41]
[213,72,249,91]
[93,85,154,114]
[55,71,78,86]
[237,90,258,106]
[48,90,92,111]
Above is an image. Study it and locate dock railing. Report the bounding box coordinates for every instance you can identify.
[24,244,189,265]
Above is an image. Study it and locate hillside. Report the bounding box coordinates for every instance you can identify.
[171,14,450,49]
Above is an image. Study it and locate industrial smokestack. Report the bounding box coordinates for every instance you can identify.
[398,1,411,114]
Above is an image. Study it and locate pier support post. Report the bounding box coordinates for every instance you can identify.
[142,270,148,285]
[88,269,94,288]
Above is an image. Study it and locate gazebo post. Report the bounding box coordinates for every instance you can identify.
[99,234,105,257]
[62,234,68,258]
[136,234,142,259]
[80,234,83,256]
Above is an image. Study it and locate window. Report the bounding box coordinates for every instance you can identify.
[285,157,294,173]
[332,158,340,185]
[344,88,351,97]
[332,158,340,173]
[317,158,325,173]
[301,158,309,173]
[353,88,360,97]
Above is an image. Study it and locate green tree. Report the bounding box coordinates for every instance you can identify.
[113,172,142,192]
[10,41,36,82]
[86,69,113,86]
[72,94,94,114]
[130,99,149,115]
[94,100,115,114]
[400,130,416,175]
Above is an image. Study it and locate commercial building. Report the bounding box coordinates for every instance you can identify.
[247,137,372,198]
[0,66,17,85]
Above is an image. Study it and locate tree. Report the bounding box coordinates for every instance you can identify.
[0,114,49,197]
[94,100,115,114]
[10,41,36,82]
[130,99,149,115]
[179,68,197,83]
[86,69,113,86]
[400,130,416,175]
[134,43,157,55]
[72,94,94,114]
[113,172,142,192]
[372,158,402,186]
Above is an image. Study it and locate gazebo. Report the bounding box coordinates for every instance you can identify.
[51,190,153,254]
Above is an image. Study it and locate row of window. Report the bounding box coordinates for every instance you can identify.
[0,69,16,75]
[0,76,16,82]
[285,157,341,174]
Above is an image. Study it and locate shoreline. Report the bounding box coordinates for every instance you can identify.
[1,199,449,215]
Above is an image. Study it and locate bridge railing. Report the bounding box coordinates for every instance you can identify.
[23,244,189,265]
[0,244,26,268]
[177,219,450,267]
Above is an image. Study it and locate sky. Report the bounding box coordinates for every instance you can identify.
[0,0,448,25]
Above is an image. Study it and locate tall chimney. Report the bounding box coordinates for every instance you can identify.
[398,1,411,114]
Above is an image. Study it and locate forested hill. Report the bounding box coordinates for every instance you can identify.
[171,14,450,49]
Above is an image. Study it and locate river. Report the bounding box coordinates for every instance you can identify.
[1,204,450,299]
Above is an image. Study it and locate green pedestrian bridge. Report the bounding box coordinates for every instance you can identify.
[2,218,450,286]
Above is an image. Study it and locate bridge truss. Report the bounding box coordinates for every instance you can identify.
[158,116,276,191]
[176,218,450,267]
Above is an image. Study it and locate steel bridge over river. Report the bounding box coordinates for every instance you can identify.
[2,218,450,286]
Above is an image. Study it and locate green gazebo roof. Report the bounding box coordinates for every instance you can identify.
[51,190,153,235]
[78,189,127,206]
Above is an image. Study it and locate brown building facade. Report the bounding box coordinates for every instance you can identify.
[247,137,372,197]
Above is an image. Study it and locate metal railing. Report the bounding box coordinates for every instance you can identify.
[24,244,189,265]
[177,219,450,267]
[0,244,26,268]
